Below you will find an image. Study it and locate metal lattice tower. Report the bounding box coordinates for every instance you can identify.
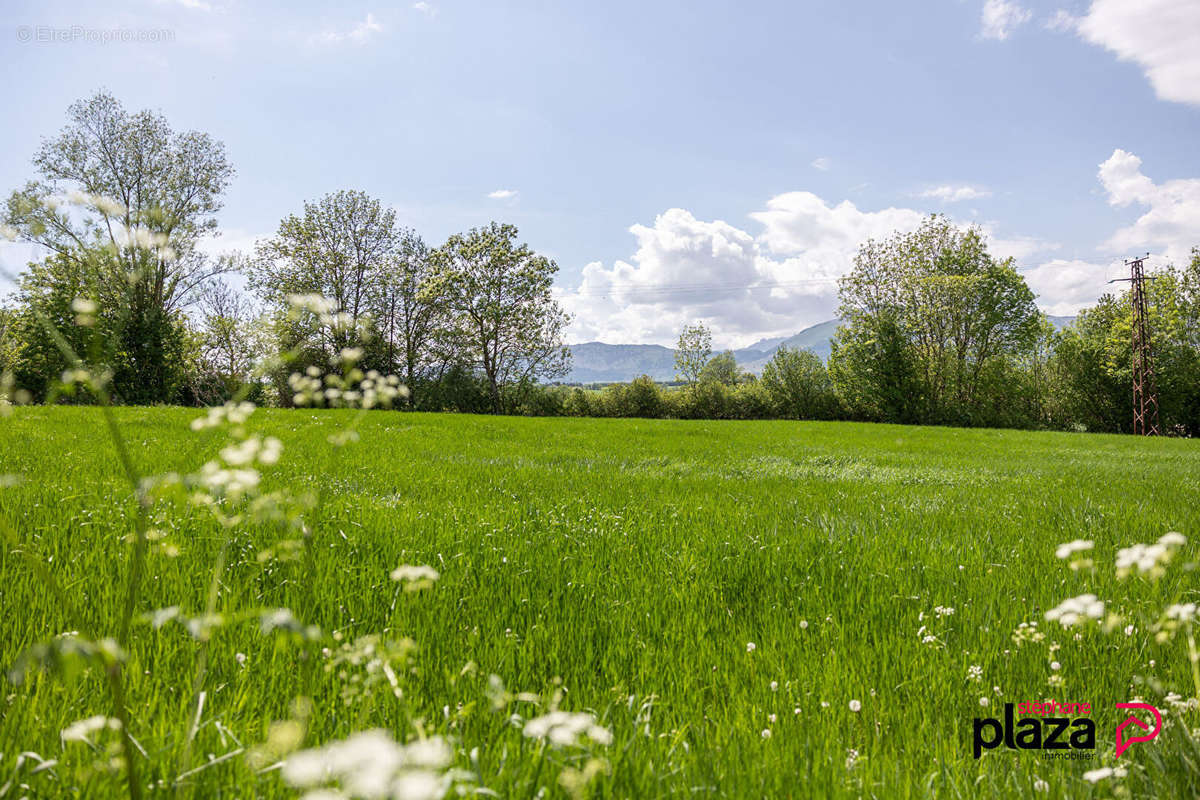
[1112,256,1160,436]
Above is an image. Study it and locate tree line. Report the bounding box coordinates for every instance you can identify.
[2,93,1197,435]
[647,217,1198,434]
[0,93,570,414]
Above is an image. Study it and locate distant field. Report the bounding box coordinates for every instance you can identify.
[1,408,1198,798]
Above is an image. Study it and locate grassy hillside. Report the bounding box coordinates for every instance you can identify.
[0,407,1196,797]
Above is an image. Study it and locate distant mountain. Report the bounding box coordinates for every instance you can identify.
[562,314,1076,384]
[564,319,842,384]
[565,342,679,383]
[1046,315,1075,330]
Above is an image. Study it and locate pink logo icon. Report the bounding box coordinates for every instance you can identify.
[1115,703,1162,758]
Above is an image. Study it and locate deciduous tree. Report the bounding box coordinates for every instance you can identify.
[674,323,712,385]
[431,223,570,412]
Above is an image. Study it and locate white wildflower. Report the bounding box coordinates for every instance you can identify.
[390,565,440,592]
[523,711,611,748]
[848,699,861,712]
[1055,540,1093,559]
[282,730,452,799]
[1044,594,1104,628]
[71,297,97,314]
[1117,537,1183,578]
[746,642,756,653]
[1082,766,1126,784]
[61,715,120,744]
[1166,603,1197,623]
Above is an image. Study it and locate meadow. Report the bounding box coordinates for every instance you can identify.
[1,406,1199,798]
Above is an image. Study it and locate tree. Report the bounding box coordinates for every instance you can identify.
[1051,250,1200,435]
[833,216,1041,424]
[431,223,570,412]
[370,230,444,402]
[674,323,712,385]
[7,254,109,402]
[195,278,266,398]
[3,91,234,402]
[829,312,922,423]
[248,189,403,383]
[249,189,398,335]
[1,302,21,390]
[699,350,747,386]
[761,346,836,418]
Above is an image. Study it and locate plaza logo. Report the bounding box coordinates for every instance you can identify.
[1115,703,1162,758]
[972,701,1160,759]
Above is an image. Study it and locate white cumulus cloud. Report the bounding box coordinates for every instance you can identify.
[488,189,518,200]
[561,197,936,346]
[1098,148,1200,265]
[559,150,1200,346]
[1073,0,1200,106]
[1021,259,1111,315]
[750,192,926,262]
[981,0,1032,40]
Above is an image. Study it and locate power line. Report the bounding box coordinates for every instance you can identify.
[556,277,842,300]
[1108,254,1160,436]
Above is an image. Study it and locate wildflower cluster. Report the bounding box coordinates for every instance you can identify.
[1082,765,1127,784]
[1044,594,1105,628]
[1011,621,1045,646]
[523,711,614,747]
[173,401,293,523]
[916,606,955,647]
[288,365,406,409]
[40,192,178,261]
[0,371,32,415]
[61,714,122,745]
[391,564,440,592]
[1116,532,1186,578]
[1054,539,1094,570]
[190,401,257,430]
[324,634,417,706]
[282,730,462,800]
[1154,601,1199,644]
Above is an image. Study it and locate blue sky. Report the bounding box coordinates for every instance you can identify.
[2,0,1199,346]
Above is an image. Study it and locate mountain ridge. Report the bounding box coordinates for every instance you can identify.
[563,315,1076,384]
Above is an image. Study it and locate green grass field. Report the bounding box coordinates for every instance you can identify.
[2,407,1199,798]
